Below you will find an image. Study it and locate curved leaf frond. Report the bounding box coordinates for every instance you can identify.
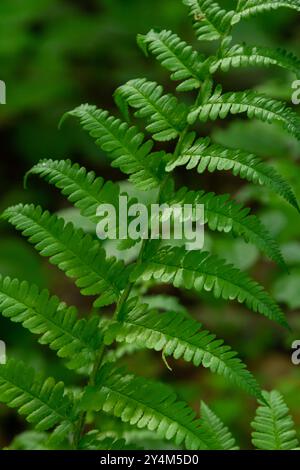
[80,365,215,450]
[210,45,300,77]
[167,187,287,268]
[26,159,137,226]
[0,275,102,370]
[0,359,76,433]
[104,300,262,399]
[251,390,300,450]
[65,104,164,190]
[200,402,239,450]
[166,137,299,211]
[137,29,205,91]
[234,0,300,24]
[115,78,188,141]
[183,0,236,41]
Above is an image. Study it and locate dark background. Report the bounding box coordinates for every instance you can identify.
[0,0,300,449]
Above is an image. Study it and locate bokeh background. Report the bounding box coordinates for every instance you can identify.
[0,0,300,449]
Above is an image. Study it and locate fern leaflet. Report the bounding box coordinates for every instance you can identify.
[2,204,130,307]
[200,402,239,450]
[104,300,262,399]
[115,78,188,141]
[167,187,286,268]
[183,0,236,41]
[65,104,164,190]
[137,29,205,92]
[166,136,299,211]
[0,359,76,433]
[210,45,300,77]
[188,89,300,141]
[0,275,102,370]
[80,365,214,450]
[234,0,300,23]
[251,390,300,450]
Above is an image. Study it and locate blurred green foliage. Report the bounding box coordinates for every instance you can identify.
[0,0,300,449]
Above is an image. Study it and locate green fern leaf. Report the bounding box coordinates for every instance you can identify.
[166,137,299,211]
[115,78,188,141]
[2,204,130,307]
[104,300,262,399]
[210,45,300,77]
[251,390,300,450]
[25,159,138,233]
[79,432,140,450]
[26,160,121,225]
[137,29,205,91]
[188,90,300,141]
[167,187,286,268]
[131,245,288,327]
[183,0,235,41]
[0,359,76,433]
[200,402,239,450]
[0,275,103,370]
[234,0,300,23]
[80,365,214,450]
[65,104,164,190]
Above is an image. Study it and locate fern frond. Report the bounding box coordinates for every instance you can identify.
[0,275,102,370]
[188,90,300,141]
[79,432,140,450]
[166,138,299,211]
[200,402,239,450]
[183,0,235,41]
[234,0,300,23]
[131,245,288,327]
[80,365,214,450]
[115,78,188,141]
[2,204,130,307]
[0,359,76,433]
[210,45,300,77]
[137,29,205,92]
[65,104,164,190]
[26,160,121,225]
[167,187,286,268]
[251,390,300,450]
[104,300,262,399]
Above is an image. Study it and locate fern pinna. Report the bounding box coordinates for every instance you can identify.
[1,0,300,451]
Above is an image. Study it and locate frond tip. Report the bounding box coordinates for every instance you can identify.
[251,390,300,450]
[115,78,188,141]
[183,0,236,42]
